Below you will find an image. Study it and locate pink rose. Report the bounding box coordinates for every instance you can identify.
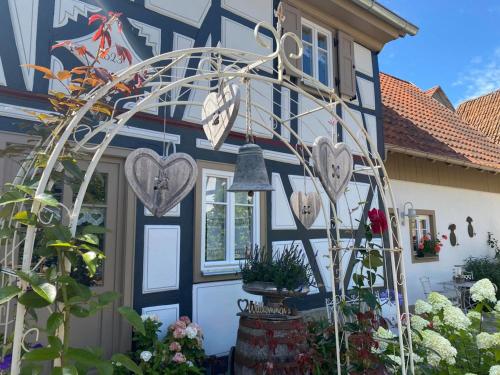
[174,320,187,330]
[172,352,186,364]
[169,342,182,352]
[179,316,191,324]
[173,327,186,339]
[418,242,424,250]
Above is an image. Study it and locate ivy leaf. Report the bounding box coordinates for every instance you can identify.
[34,193,59,207]
[32,283,57,303]
[23,346,60,361]
[118,306,145,335]
[111,354,143,375]
[46,312,64,335]
[0,285,21,304]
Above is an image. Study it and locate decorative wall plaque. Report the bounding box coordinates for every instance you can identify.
[448,224,457,246]
[466,216,475,238]
[289,191,322,229]
[125,148,197,217]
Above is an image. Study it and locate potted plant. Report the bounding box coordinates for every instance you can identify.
[240,243,315,307]
[417,233,443,257]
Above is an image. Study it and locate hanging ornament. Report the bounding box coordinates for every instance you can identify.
[311,137,353,203]
[125,146,197,217]
[290,191,322,229]
[466,216,475,238]
[201,83,240,150]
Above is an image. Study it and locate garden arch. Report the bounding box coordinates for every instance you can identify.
[1,15,415,374]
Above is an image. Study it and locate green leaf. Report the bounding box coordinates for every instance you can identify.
[111,354,143,375]
[20,363,43,375]
[18,291,51,308]
[47,336,63,351]
[0,190,29,206]
[96,362,113,375]
[118,306,145,335]
[0,226,15,240]
[352,273,364,287]
[48,240,74,248]
[34,193,58,207]
[362,252,383,270]
[46,312,64,335]
[13,210,37,226]
[366,271,377,286]
[77,234,99,246]
[65,347,104,368]
[82,225,108,235]
[51,366,78,375]
[23,347,60,361]
[13,184,36,196]
[82,251,97,275]
[0,285,21,304]
[97,291,120,306]
[69,305,90,318]
[32,282,57,303]
[61,159,84,181]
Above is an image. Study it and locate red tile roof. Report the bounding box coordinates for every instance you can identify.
[456,90,500,144]
[380,72,500,171]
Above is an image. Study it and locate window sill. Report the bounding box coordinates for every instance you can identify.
[202,266,241,276]
[411,255,439,264]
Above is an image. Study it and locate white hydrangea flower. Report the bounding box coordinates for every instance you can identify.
[432,315,442,328]
[415,299,432,315]
[373,327,395,352]
[427,292,452,313]
[387,354,402,367]
[470,279,497,304]
[464,373,477,375]
[410,315,429,332]
[495,301,500,313]
[411,353,423,364]
[141,314,160,322]
[442,305,471,330]
[476,332,500,349]
[421,330,457,366]
[467,311,481,322]
[186,325,198,339]
[490,365,500,375]
[140,351,153,362]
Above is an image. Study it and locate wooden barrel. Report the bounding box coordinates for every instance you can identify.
[234,315,309,374]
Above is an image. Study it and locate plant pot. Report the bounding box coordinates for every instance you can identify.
[242,281,309,307]
[416,250,424,258]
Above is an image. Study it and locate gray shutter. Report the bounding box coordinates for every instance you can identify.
[282,2,302,77]
[337,31,356,99]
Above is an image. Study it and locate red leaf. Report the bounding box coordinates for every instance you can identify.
[88,14,106,25]
[51,40,71,51]
[99,36,105,50]
[94,67,113,82]
[92,24,104,41]
[104,31,112,48]
[118,21,123,33]
[74,45,87,56]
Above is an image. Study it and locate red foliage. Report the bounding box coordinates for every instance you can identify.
[115,44,133,65]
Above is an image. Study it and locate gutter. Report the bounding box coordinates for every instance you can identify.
[386,144,500,174]
[350,0,419,36]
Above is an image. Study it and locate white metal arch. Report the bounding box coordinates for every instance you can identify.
[2,17,414,374]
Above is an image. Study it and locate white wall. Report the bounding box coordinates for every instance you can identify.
[390,180,498,303]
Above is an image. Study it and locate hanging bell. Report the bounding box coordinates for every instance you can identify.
[228,143,274,195]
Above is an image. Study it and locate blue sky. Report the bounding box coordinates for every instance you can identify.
[378,0,500,106]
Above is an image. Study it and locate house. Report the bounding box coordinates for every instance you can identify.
[380,72,500,304]
[457,90,500,144]
[0,0,417,358]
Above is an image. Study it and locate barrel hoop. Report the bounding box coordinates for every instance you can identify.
[239,317,306,331]
[237,329,306,347]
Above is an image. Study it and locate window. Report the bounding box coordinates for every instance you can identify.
[199,167,261,276]
[409,210,438,262]
[301,19,332,86]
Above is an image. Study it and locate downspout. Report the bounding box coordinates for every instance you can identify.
[350,0,419,36]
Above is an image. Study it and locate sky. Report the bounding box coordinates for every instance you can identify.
[378,0,500,107]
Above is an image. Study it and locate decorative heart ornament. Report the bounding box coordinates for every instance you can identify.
[289,191,322,230]
[312,137,353,203]
[125,148,198,217]
[201,83,240,150]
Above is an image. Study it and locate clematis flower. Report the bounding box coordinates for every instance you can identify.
[367,208,388,234]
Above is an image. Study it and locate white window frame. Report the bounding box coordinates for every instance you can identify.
[200,168,260,275]
[301,18,333,87]
[413,215,431,243]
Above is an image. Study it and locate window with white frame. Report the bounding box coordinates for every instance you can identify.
[301,19,332,86]
[200,168,260,275]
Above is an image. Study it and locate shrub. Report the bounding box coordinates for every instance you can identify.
[464,257,500,298]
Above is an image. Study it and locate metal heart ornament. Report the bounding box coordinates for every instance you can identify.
[312,137,353,203]
[201,83,240,150]
[290,191,322,230]
[125,148,197,217]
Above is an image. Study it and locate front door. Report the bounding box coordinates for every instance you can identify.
[64,158,129,358]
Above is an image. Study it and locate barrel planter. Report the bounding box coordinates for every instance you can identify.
[234,315,309,375]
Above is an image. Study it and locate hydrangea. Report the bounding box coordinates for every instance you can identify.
[442,305,471,330]
[186,325,198,339]
[387,354,401,367]
[412,353,423,364]
[172,352,186,364]
[427,292,453,313]
[415,299,433,315]
[373,327,395,352]
[476,332,500,350]
[140,351,152,362]
[464,373,477,375]
[421,330,457,366]
[467,311,481,322]
[410,315,429,332]
[470,279,497,304]
[141,314,160,322]
[495,301,500,313]
[490,365,500,375]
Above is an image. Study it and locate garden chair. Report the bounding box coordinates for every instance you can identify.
[419,277,461,306]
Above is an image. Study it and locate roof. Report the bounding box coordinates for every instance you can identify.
[380,72,500,171]
[456,90,500,144]
[424,86,454,111]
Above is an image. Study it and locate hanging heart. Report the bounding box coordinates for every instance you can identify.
[201,83,240,150]
[125,148,198,218]
[312,137,353,203]
[289,191,322,230]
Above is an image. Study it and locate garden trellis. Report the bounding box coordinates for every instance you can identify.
[0,9,415,374]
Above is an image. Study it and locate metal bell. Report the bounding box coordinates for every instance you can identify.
[228,143,274,194]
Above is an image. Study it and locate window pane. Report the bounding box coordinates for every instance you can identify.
[303,43,313,76]
[318,33,328,50]
[205,176,227,203]
[234,205,253,260]
[318,50,329,85]
[205,203,227,261]
[302,26,312,43]
[235,192,253,205]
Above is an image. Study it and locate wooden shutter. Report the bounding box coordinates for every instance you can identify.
[282,2,302,77]
[337,31,356,99]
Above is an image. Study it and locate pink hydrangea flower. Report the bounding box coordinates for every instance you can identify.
[169,342,182,352]
[172,352,186,364]
[173,327,186,339]
[174,320,187,330]
[179,316,191,324]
